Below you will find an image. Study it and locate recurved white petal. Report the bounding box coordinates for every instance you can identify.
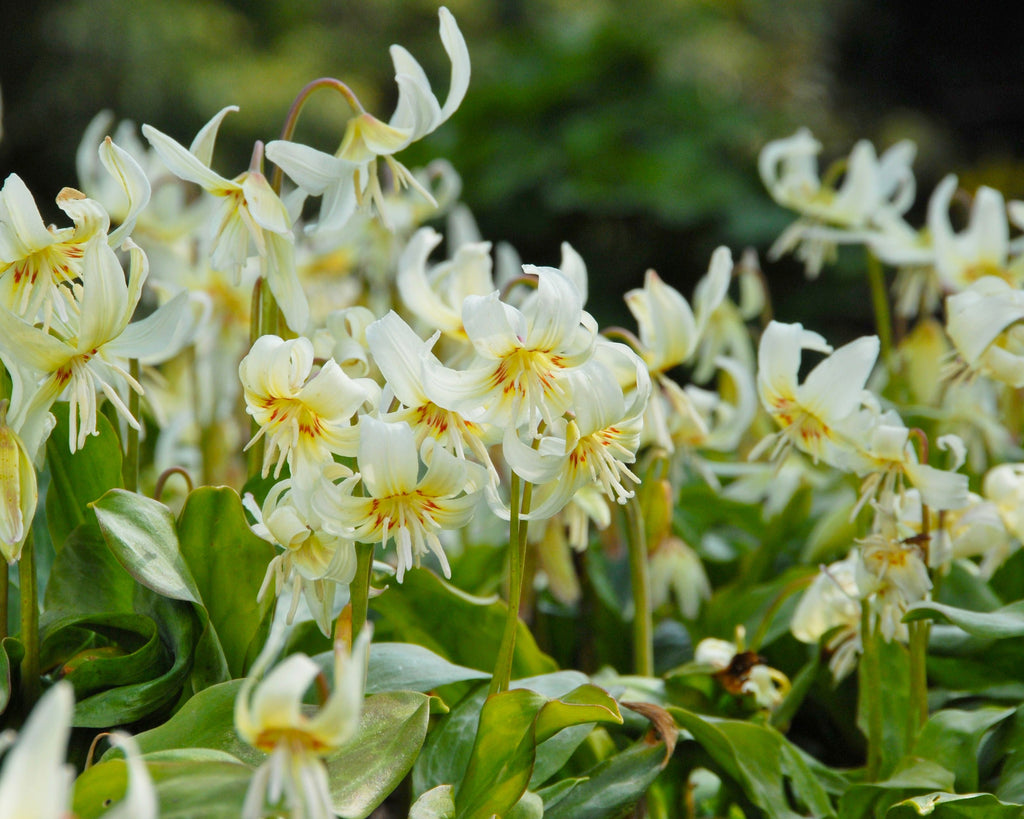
[358,416,418,498]
[142,122,237,194]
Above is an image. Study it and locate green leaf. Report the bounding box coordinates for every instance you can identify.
[858,633,912,779]
[72,595,197,727]
[92,489,201,604]
[176,486,276,677]
[886,791,1024,818]
[838,758,956,819]
[541,740,665,819]
[410,785,456,819]
[454,685,622,819]
[125,679,261,766]
[904,600,1024,640]
[911,708,1014,792]
[45,402,123,550]
[413,671,589,797]
[669,707,835,819]
[362,642,490,695]
[371,567,557,679]
[0,637,23,716]
[328,691,433,819]
[41,522,197,727]
[125,679,433,819]
[73,756,252,819]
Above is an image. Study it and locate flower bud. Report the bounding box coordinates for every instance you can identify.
[0,401,37,564]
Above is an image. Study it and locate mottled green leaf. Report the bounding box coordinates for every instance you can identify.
[362,642,490,695]
[542,740,665,819]
[93,489,200,604]
[176,486,275,677]
[329,691,433,819]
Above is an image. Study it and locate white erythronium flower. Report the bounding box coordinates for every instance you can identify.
[790,555,863,681]
[422,265,598,433]
[0,178,109,325]
[236,622,370,819]
[500,339,650,520]
[648,535,711,619]
[928,175,1024,291]
[759,128,916,276]
[856,501,932,642]
[266,7,469,232]
[983,462,1024,543]
[143,107,309,332]
[0,399,37,564]
[245,479,358,633]
[624,247,732,375]
[945,276,1024,387]
[0,236,191,455]
[314,416,487,581]
[0,681,157,818]
[839,409,969,516]
[751,321,879,467]
[366,310,496,474]
[0,682,74,817]
[240,334,375,489]
[395,226,494,350]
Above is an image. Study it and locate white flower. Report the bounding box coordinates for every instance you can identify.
[0,237,191,454]
[751,321,878,467]
[239,334,374,488]
[314,416,486,581]
[236,623,370,819]
[266,7,470,231]
[421,266,598,433]
[143,107,309,332]
[791,555,862,681]
[759,129,916,277]
[945,276,1024,387]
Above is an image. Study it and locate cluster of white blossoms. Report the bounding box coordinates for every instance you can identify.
[761,129,1024,680]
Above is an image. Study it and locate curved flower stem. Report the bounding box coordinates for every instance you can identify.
[349,542,375,644]
[624,497,653,677]
[491,474,533,694]
[19,529,39,709]
[866,250,894,368]
[271,77,364,195]
[153,467,195,503]
[124,358,141,492]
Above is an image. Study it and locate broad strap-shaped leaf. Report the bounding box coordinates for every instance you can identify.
[371,567,557,678]
[912,708,1014,793]
[454,684,622,819]
[904,600,1024,639]
[670,706,836,819]
[45,402,123,550]
[73,754,252,819]
[328,691,434,819]
[176,487,276,677]
[886,792,1024,818]
[837,758,955,819]
[92,489,201,604]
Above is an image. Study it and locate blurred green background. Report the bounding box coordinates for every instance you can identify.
[2,0,1023,335]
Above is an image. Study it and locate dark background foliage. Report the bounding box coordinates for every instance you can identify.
[2,0,1023,336]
